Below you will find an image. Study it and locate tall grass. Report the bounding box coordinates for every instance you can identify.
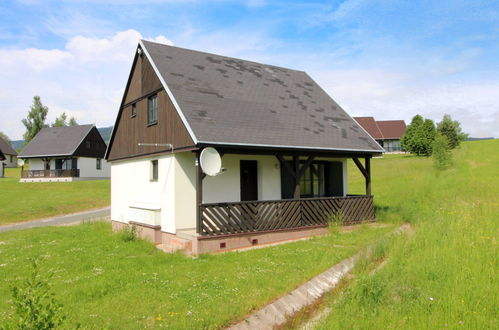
[317,140,498,329]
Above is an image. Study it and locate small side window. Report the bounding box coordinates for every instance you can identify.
[96,158,102,170]
[150,160,158,181]
[86,141,91,149]
[148,95,158,125]
[131,103,137,118]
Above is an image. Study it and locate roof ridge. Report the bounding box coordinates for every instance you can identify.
[140,39,306,74]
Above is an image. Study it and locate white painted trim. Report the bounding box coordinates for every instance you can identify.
[197,140,383,154]
[139,40,198,144]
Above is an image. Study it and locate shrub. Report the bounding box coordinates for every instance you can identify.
[327,212,344,235]
[120,223,138,242]
[8,258,65,329]
[436,114,467,149]
[432,133,453,170]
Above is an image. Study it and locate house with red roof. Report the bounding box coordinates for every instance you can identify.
[353,117,406,153]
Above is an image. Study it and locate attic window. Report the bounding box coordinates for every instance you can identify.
[148,95,158,126]
[86,141,91,149]
[131,103,137,118]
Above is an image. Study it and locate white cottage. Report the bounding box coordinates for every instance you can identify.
[106,40,384,254]
[0,135,18,169]
[18,125,110,182]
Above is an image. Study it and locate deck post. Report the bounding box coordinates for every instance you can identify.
[195,150,203,234]
[365,156,371,196]
[293,156,300,199]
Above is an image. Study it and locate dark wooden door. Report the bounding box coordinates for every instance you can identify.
[240,160,258,201]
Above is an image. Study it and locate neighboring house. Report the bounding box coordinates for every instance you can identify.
[354,117,407,152]
[0,135,18,168]
[106,40,384,254]
[18,125,110,182]
[0,148,5,177]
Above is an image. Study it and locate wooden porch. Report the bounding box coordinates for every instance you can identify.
[199,195,375,236]
[21,169,80,178]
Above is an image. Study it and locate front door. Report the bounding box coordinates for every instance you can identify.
[240,160,258,201]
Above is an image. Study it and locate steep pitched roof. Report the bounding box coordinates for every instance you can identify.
[377,120,406,139]
[19,125,97,158]
[137,40,383,154]
[0,136,17,156]
[353,117,383,140]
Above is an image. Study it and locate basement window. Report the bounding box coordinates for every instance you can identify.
[150,160,158,182]
[147,95,158,125]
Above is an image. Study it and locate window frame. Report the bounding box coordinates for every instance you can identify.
[150,160,158,182]
[147,95,158,126]
[96,158,102,170]
[131,103,137,118]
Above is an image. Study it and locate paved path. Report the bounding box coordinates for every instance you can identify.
[0,207,110,233]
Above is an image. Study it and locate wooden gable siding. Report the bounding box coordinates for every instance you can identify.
[73,127,107,159]
[107,53,194,161]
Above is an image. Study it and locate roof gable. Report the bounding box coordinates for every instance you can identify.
[18,125,103,158]
[377,120,407,139]
[353,117,384,140]
[140,40,383,153]
[0,136,17,156]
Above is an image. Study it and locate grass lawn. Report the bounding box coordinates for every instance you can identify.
[0,222,393,328]
[0,167,110,225]
[315,140,498,329]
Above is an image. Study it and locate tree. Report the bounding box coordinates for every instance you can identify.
[401,115,436,156]
[437,114,467,149]
[401,115,423,152]
[432,133,452,170]
[0,131,10,142]
[22,96,48,143]
[52,112,78,127]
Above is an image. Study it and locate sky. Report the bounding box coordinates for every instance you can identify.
[1,0,498,140]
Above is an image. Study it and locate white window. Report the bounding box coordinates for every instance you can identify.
[150,160,158,181]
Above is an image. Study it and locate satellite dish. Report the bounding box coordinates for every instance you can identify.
[200,147,222,176]
[17,159,24,167]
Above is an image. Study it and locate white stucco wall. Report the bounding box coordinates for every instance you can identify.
[203,154,282,203]
[110,152,349,234]
[3,155,17,168]
[111,154,177,233]
[27,158,45,170]
[78,157,110,178]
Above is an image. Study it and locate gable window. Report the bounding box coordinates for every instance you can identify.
[96,158,102,170]
[150,160,158,181]
[131,103,137,118]
[148,95,158,125]
[86,141,91,149]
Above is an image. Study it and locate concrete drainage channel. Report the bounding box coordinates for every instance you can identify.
[228,224,412,330]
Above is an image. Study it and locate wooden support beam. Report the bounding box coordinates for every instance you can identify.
[276,154,296,178]
[365,156,371,196]
[293,156,300,198]
[195,151,203,234]
[352,157,368,179]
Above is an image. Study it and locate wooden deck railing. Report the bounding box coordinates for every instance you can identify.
[21,169,80,178]
[199,195,375,236]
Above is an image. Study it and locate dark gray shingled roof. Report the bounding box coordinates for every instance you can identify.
[18,125,94,158]
[141,40,383,153]
[0,136,17,156]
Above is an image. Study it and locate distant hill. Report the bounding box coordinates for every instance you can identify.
[466,137,495,141]
[11,125,114,152]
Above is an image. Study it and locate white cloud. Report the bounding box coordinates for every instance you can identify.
[0,29,173,139]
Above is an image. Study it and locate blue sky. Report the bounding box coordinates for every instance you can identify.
[1,0,498,139]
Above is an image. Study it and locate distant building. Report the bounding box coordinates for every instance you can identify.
[354,117,407,153]
[18,125,110,182]
[0,135,18,168]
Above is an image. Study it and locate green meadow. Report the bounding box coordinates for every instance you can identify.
[0,140,496,329]
[0,168,110,225]
[314,140,498,329]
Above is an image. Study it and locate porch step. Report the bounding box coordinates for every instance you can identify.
[156,237,193,255]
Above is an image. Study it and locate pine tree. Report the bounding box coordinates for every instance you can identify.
[22,96,49,143]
